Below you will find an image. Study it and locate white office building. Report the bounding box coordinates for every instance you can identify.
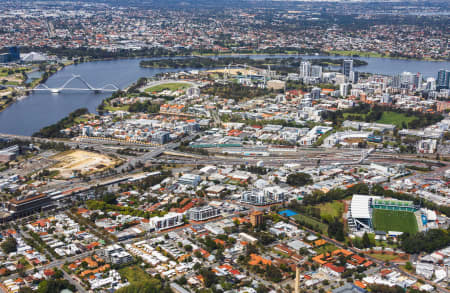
[300,61,312,78]
[177,174,201,186]
[101,244,133,265]
[241,187,285,206]
[340,83,349,97]
[149,212,184,231]
[188,205,221,221]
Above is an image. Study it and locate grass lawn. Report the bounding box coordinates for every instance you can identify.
[74,117,90,124]
[119,265,152,284]
[368,253,399,262]
[5,81,20,86]
[317,201,344,220]
[145,82,190,93]
[377,112,415,127]
[314,243,339,255]
[103,103,130,112]
[344,111,416,128]
[293,214,328,234]
[372,209,418,235]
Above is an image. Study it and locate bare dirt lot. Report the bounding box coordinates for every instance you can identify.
[50,150,119,178]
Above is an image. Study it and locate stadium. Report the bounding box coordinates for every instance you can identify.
[348,194,420,234]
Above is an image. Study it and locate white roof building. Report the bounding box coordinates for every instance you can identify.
[348,194,380,232]
[21,52,48,62]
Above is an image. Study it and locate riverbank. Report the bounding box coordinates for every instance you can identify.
[191,50,448,62]
[48,47,448,64]
[0,61,73,113]
[325,50,448,62]
[0,56,448,136]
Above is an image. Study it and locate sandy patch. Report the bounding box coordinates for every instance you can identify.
[50,150,119,178]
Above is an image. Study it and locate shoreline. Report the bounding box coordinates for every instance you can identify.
[190,51,448,62]
[0,51,446,120]
[0,61,71,113]
[56,50,449,64]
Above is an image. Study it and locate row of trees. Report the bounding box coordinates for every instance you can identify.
[32,108,89,138]
[21,46,187,60]
[399,228,450,254]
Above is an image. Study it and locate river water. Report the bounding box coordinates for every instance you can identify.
[0,55,448,136]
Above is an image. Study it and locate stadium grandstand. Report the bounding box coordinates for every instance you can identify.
[348,195,380,232]
[372,199,418,212]
[348,194,419,233]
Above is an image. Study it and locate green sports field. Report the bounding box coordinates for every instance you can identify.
[145,82,190,93]
[372,209,418,235]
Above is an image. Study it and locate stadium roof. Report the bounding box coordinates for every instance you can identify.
[373,199,413,207]
[351,194,380,219]
[21,52,48,62]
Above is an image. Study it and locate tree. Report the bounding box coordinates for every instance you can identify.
[328,219,345,241]
[362,232,371,248]
[265,265,282,282]
[37,280,75,293]
[200,268,217,287]
[400,228,450,254]
[101,193,117,205]
[1,237,17,254]
[405,262,413,271]
[116,279,162,293]
[369,284,404,293]
[286,173,313,187]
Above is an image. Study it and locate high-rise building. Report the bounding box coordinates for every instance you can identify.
[413,73,422,90]
[299,61,311,78]
[349,71,359,84]
[426,77,436,91]
[437,69,450,90]
[392,75,401,88]
[340,83,349,97]
[311,87,321,99]
[250,211,264,227]
[393,72,415,89]
[342,59,353,78]
[311,65,322,78]
[380,93,392,104]
[0,54,9,63]
[0,46,20,63]
[8,46,20,61]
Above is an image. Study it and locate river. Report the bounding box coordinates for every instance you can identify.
[0,55,448,136]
